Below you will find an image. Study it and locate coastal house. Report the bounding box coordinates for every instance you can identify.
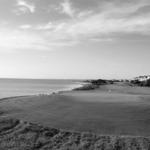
[134,75,150,82]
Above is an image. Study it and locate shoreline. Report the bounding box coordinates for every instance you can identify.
[0,80,85,101]
[1,81,150,149]
[0,81,149,135]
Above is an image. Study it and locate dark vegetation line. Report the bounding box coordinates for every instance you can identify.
[74,79,114,90]
[74,76,150,91]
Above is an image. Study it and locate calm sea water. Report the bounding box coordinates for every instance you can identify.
[0,79,82,99]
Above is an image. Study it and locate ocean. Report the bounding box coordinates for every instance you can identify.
[0,78,82,99]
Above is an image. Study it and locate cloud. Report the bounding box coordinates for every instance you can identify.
[0,28,52,52]
[43,0,150,42]
[2,0,150,53]
[35,22,54,30]
[15,0,35,14]
[59,0,75,17]
[0,25,76,53]
[19,24,32,29]
[16,0,150,51]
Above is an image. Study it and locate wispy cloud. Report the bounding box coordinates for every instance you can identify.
[1,0,150,52]
[35,22,54,30]
[0,28,51,52]
[15,0,35,14]
[59,0,75,17]
[32,0,150,45]
[19,24,32,29]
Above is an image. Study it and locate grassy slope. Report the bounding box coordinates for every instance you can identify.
[0,83,150,136]
[0,118,150,150]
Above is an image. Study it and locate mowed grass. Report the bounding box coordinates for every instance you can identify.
[1,83,150,136]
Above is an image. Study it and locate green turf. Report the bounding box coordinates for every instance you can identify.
[1,83,150,136]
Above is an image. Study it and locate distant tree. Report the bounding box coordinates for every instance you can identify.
[130,80,141,85]
[91,79,107,85]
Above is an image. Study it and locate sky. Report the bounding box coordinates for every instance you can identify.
[0,0,150,79]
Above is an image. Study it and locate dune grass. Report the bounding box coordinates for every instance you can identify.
[0,118,150,150]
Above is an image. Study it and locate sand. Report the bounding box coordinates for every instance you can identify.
[0,82,150,136]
